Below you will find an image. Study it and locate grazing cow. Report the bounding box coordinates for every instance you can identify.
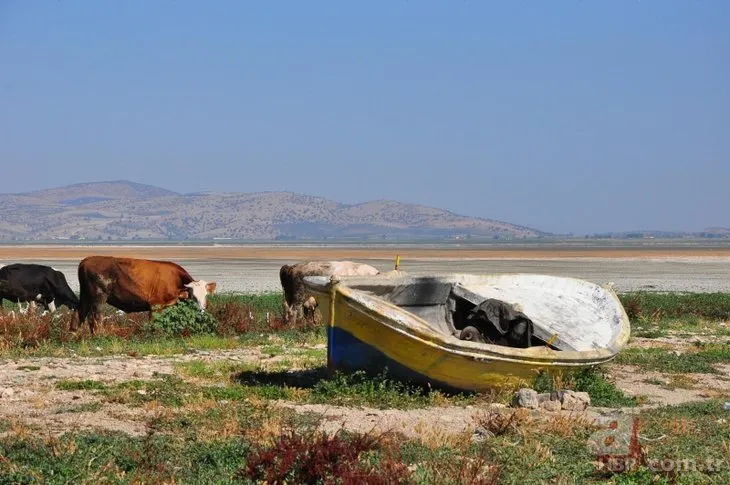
[0,263,79,313]
[76,256,216,334]
[279,261,379,324]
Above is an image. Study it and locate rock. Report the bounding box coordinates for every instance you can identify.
[540,400,562,412]
[472,426,490,442]
[559,390,591,411]
[1,388,14,398]
[536,393,552,405]
[513,388,539,409]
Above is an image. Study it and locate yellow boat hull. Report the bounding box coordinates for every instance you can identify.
[306,273,630,392]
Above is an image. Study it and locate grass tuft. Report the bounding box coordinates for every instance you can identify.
[534,368,639,407]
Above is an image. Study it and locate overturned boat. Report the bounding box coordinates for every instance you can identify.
[303,273,630,392]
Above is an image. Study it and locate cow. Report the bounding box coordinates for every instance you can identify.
[76,255,216,334]
[0,263,80,314]
[279,261,380,324]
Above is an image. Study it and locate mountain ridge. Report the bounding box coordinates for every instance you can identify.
[0,180,544,241]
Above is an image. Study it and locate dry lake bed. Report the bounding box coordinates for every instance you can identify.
[1,244,729,293]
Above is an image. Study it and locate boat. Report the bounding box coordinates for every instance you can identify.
[302,272,631,392]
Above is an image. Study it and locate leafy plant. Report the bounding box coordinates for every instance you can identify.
[148,299,219,336]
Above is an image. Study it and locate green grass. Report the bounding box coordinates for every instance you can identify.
[56,379,108,391]
[0,430,251,484]
[58,364,480,410]
[306,370,480,409]
[617,344,730,373]
[629,317,730,342]
[619,291,730,322]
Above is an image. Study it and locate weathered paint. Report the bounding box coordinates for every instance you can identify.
[305,273,631,392]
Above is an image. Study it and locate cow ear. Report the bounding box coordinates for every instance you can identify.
[178,289,190,300]
[206,282,217,293]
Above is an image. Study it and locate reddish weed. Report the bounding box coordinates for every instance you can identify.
[236,429,411,484]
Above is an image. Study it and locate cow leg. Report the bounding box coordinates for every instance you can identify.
[47,300,56,313]
[76,299,98,333]
[84,303,104,336]
[282,300,291,324]
[285,300,301,326]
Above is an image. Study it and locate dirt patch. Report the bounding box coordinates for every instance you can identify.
[0,349,270,437]
[609,364,730,407]
[630,332,730,349]
[2,344,728,439]
[275,402,496,439]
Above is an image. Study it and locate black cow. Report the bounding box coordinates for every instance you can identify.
[0,263,79,313]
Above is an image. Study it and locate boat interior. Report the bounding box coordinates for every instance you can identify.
[305,273,626,353]
[344,277,560,350]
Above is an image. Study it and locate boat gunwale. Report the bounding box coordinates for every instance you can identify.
[304,272,631,366]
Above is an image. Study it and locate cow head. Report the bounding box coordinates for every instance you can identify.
[184,280,217,310]
[302,296,318,321]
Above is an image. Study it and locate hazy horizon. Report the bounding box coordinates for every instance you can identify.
[2,2,728,234]
[3,178,728,236]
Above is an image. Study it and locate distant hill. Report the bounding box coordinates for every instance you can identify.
[0,181,544,241]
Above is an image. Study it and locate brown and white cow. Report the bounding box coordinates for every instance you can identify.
[76,255,216,334]
[279,261,379,324]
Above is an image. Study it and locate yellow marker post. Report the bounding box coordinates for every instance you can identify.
[329,276,339,327]
[547,333,559,346]
[395,255,401,270]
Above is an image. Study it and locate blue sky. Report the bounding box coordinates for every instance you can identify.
[1,1,728,234]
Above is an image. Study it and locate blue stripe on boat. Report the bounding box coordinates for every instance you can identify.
[327,326,469,393]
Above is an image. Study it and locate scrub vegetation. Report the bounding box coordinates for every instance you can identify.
[0,291,729,483]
